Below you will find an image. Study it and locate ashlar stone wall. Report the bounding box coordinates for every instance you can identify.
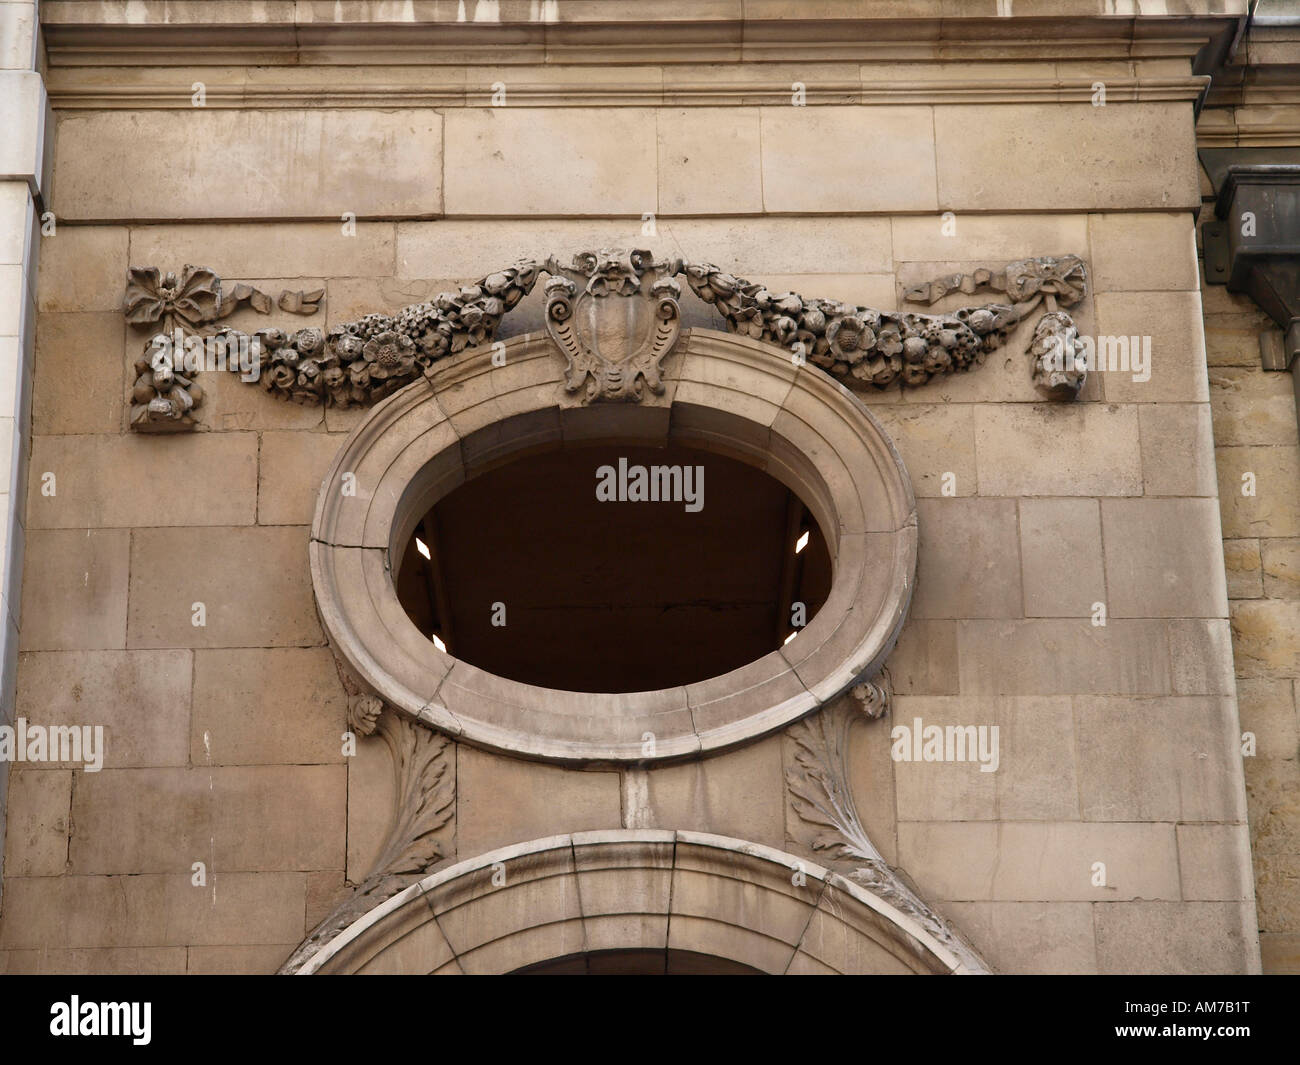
[0,2,1260,975]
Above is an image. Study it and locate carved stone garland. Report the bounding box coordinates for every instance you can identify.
[786,677,992,974]
[122,250,1090,432]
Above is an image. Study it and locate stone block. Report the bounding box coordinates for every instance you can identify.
[257,430,341,526]
[1093,291,1209,403]
[20,527,129,651]
[897,821,1180,902]
[973,403,1141,497]
[1262,538,1300,599]
[883,618,959,695]
[912,498,1021,619]
[346,730,396,884]
[869,404,975,497]
[2,767,69,875]
[891,213,1089,263]
[1231,600,1300,679]
[957,619,1171,695]
[1138,403,1216,497]
[186,944,296,974]
[191,648,347,766]
[128,525,322,648]
[0,872,308,948]
[1094,901,1258,974]
[935,103,1199,211]
[761,105,937,213]
[444,108,656,216]
[1178,824,1255,902]
[940,901,1097,974]
[69,765,346,874]
[1246,757,1300,857]
[1261,933,1300,974]
[32,312,124,434]
[15,649,191,768]
[1019,497,1105,618]
[196,365,326,432]
[657,107,763,214]
[35,226,128,312]
[1209,366,1298,447]
[128,222,396,281]
[1088,212,1199,292]
[28,433,258,528]
[455,746,620,853]
[1223,538,1263,599]
[642,735,784,845]
[1256,854,1300,933]
[0,947,186,975]
[1168,619,1236,696]
[1234,678,1298,761]
[1074,696,1244,823]
[54,110,443,220]
[1100,498,1229,619]
[1216,445,1300,539]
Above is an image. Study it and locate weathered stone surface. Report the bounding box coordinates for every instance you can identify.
[912,498,1021,618]
[15,650,191,768]
[897,821,1180,902]
[935,103,1200,211]
[1168,619,1237,696]
[1261,932,1300,974]
[1216,445,1300,539]
[1094,902,1258,975]
[883,618,958,696]
[54,110,444,220]
[891,213,1088,263]
[128,223,396,281]
[456,746,620,853]
[0,872,308,948]
[32,313,124,434]
[1094,291,1209,403]
[1223,538,1263,599]
[1232,600,1300,678]
[186,944,296,974]
[1018,498,1105,618]
[1088,212,1199,292]
[1235,678,1299,761]
[1074,696,1244,823]
[20,528,130,651]
[641,736,784,845]
[869,404,975,497]
[28,433,258,528]
[35,226,128,312]
[0,947,186,975]
[958,620,1171,695]
[761,106,937,212]
[69,766,346,874]
[1100,499,1229,619]
[191,648,347,766]
[444,108,655,216]
[1138,403,1217,497]
[128,526,322,648]
[974,404,1141,497]
[1262,538,1300,599]
[1178,824,1255,902]
[657,107,763,214]
[1247,757,1300,858]
[345,730,396,884]
[257,431,343,526]
[1209,366,1298,447]
[940,901,1097,974]
[2,768,69,876]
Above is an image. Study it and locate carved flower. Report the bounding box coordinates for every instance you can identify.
[292,327,324,356]
[264,363,296,393]
[124,264,222,329]
[362,330,417,381]
[347,693,383,737]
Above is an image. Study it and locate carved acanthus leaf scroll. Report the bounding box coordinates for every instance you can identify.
[124,252,1089,432]
[786,688,992,974]
[279,706,455,974]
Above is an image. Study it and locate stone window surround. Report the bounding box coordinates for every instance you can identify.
[290,830,973,976]
[311,326,917,765]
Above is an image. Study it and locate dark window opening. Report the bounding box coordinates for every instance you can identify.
[395,443,832,693]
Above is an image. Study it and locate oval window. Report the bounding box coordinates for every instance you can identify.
[394,443,831,692]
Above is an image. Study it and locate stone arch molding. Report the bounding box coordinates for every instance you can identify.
[311,317,918,764]
[285,831,985,975]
